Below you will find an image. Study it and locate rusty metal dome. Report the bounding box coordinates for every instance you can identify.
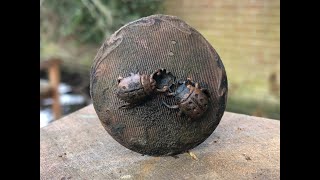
[90,14,228,156]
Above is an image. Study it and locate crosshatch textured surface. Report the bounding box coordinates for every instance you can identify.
[90,14,228,156]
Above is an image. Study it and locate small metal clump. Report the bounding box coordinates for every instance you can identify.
[116,68,211,121]
[163,78,210,120]
[116,68,175,108]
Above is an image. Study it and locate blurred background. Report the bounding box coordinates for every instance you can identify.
[40,0,280,127]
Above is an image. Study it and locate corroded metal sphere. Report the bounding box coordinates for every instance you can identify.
[90,14,228,156]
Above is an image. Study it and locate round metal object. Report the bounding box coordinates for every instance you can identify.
[90,14,228,156]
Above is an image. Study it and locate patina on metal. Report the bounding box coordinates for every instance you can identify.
[116,72,156,108]
[90,14,228,156]
[116,69,170,108]
[152,68,176,92]
[163,78,211,121]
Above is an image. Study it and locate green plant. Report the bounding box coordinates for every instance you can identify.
[40,0,164,44]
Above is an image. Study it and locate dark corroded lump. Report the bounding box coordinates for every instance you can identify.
[116,72,155,108]
[116,69,172,108]
[152,68,176,92]
[90,14,228,156]
[163,78,210,120]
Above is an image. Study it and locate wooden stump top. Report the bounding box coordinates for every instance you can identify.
[40,105,279,180]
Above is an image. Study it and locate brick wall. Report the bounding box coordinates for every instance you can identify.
[164,0,280,119]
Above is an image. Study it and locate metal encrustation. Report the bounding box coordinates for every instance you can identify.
[90,14,228,156]
[116,69,173,108]
[163,78,210,121]
[152,68,176,93]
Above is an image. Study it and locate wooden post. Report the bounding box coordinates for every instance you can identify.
[48,59,62,120]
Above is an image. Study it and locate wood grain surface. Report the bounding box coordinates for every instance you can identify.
[40,104,279,180]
